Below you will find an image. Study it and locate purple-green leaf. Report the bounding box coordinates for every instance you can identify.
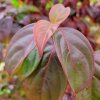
[53,28,94,94]
[76,87,92,100]
[94,50,100,79]
[23,42,67,100]
[5,24,35,74]
[0,17,13,42]
[92,50,100,99]
[92,76,100,99]
[16,47,41,79]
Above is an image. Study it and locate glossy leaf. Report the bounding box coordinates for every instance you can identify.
[33,20,58,56]
[23,42,67,100]
[33,4,70,57]
[49,4,70,25]
[16,47,41,79]
[53,28,94,93]
[5,24,35,74]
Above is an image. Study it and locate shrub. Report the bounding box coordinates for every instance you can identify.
[5,4,100,100]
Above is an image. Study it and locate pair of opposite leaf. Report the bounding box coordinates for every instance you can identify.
[33,4,70,57]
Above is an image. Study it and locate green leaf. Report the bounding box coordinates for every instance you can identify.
[23,42,67,100]
[16,47,41,79]
[92,76,100,99]
[19,5,40,13]
[53,28,94,93]
[92,50,100,99]
[5,24,35,75]
[76,87,92,100]
[11,0,19,8]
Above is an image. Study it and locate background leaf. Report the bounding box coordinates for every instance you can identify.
[11,0,19,9]
[53,28,94,94]
[5,24,35,74]
[0,17,13,42]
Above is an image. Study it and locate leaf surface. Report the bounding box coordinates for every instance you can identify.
[23,42,67,100]
[0,17,13,42]
[16,47,40,79]
[5,24,35,74]
[92,50,100,99]
[92,76,100,99]
[94,50,100,79]
[53,28,94,93]
[33,4,70,57]
[76,87,92,100]
[49,4,70,25]
[33,20,58,56]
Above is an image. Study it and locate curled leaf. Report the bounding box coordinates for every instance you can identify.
[33,20,58,56]
[49,4,70,25]
[33,4,70,57]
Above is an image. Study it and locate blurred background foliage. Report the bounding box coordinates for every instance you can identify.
[0,0,100,99]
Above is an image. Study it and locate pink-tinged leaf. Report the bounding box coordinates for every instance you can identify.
[53,28,94,94]
[49,4,70,25]
[94,50,100,65]
[33,20,58,57]
[92,76,100,99]
[94,50,100,80]
[92,51,100,99]
[5,24,35,74]
[23,43,67,100]
[76,86,92,100]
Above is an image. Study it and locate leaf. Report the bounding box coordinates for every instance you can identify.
[53,28,94,94]
[33,20,58,57]
[49,4,70,25]
[16,47,41,79]
[0,43,3,61]
[94,50,100,80]
[19,5,40,13]
[76,87,92,100]
[0,17,13,42]
[94,50,100,65]
[23,42,67,100]
[92,76,100,99]
[34,4,70,57]
[11,0,19,8]
[5,24,35,74]
[92,50,100,99]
